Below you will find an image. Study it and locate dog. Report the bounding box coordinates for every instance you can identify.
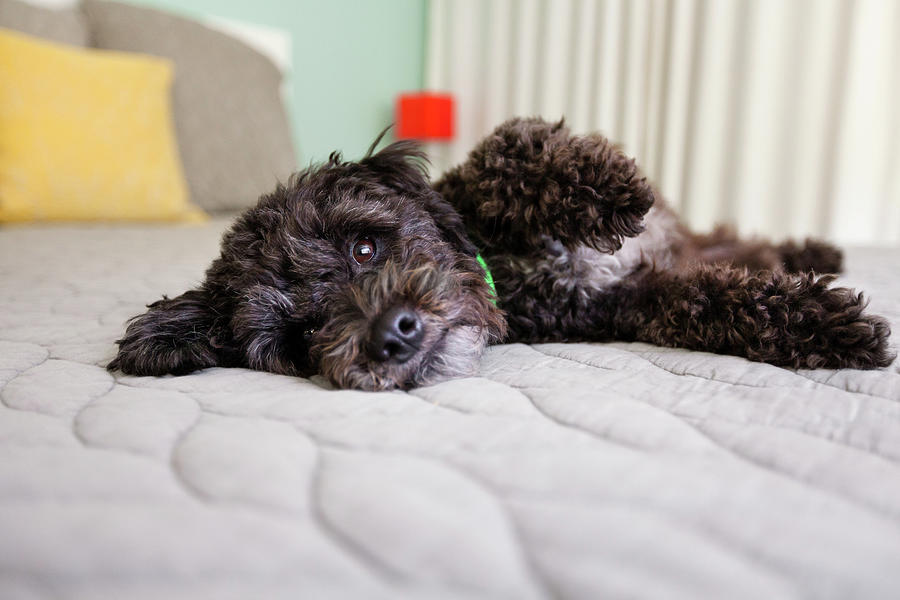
[109,117,894,390]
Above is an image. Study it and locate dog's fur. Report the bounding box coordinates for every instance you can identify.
[109,117,894,389]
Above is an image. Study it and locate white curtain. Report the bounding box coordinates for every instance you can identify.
[424,0,900,245]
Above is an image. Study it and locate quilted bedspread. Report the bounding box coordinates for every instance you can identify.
[1,218,900,600]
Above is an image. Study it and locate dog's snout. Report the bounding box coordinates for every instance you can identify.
[367,306,424,363]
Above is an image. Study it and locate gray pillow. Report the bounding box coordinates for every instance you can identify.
[83,0,297,212]
[0,0,88,46]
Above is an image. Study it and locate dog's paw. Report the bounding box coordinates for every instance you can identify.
[804,306,894,369]
[778,238,844,274]
[780,283,894,369]
[434,117,655,254]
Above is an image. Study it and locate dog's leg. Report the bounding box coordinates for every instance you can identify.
[434,117,655,255]
[685,225,844,274]
[775,238,844,274]
[609,263,893,369]
[108,289,231,375]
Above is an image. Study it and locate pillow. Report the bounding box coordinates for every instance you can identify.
[83,0,298,212]
[0,28,205,223]
[0,0,88,46]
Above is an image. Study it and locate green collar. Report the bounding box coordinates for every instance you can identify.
[475,253,498,305]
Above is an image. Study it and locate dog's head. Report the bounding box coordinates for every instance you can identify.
[109,141,507,390]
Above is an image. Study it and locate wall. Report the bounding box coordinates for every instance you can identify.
[129,0,427,165]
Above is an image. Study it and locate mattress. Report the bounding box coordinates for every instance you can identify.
[1,218,899,600]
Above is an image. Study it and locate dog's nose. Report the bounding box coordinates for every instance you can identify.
[367,306,424,363]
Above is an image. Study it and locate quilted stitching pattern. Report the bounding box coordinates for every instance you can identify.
[1,220,899,599]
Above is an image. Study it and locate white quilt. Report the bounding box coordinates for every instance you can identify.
[2,219,899,599]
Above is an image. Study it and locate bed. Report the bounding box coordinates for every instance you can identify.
[1,218,899,599]
[4,1,900,597]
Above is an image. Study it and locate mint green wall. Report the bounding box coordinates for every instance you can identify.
[128,0,426,165]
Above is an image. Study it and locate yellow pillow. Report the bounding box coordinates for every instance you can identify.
[0,28,205,222]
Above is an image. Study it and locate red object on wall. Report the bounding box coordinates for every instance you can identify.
[395,92,454,140]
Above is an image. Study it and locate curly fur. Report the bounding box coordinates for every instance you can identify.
[611,266,891,369]
[110,116,893,390]
[683,224,845,273]
[313,253,502,390]
[435,117,893,370]
[434,117,655,254]
[109,140,506,390]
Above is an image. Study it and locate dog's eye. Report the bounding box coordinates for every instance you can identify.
[352,237,376,264]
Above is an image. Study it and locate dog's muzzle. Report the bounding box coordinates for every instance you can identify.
[366,305,424,363]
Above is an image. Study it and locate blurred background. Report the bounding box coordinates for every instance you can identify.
[8,0,900,245]
[425,0,900,246]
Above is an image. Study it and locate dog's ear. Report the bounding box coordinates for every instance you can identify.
[361,137,434,196]
[108,289,228,376]
[361,137,478,256]
[421,189,478,256]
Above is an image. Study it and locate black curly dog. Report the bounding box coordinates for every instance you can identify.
[109,117,894,390]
